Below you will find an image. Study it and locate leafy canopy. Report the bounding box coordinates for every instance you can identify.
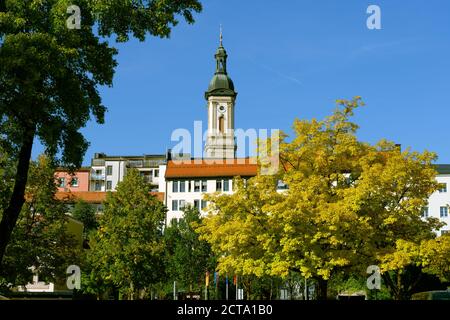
[198,98,443,299]
[0,155,81,291]
[84,169,167,298]
[165,206,216,292]
[0,0,202,166]
[71,199,98,236]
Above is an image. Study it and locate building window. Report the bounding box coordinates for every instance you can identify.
[223,179,229,192]
[172,200,178,211]
[188,181,192,192]
[106,165,113,176]
[95,182,101,191]
[440,206,448,218]
[201,200,207,210]
[154,169,159,177]
[194,200,200,209]
[201,180,207,192]
[422,207,429,218]
[194,180,200,192]
[180,181,186,193]
[216,179,229,192]
[106,180,112,190]
[172,181,179,193]
[439,183,447,193]
[71,177,79,187]
[216,179,222,192]
[179,200,186,210]
[58,177,65,188]
[96,169,102,175]
[219,116,224,133]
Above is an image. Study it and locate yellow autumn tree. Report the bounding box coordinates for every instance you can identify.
[198,97,443,300]
[379,234,450,299]
[197,175,282,278]
[420,235,450,282]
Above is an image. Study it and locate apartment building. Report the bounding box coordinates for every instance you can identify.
[55,167,91,192]
[90,153,166,192]
[164,158,258,223]
[425,165,450,235]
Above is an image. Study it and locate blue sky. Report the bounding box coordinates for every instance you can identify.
[32,0,450,165]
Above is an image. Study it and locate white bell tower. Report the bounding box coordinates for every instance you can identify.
[204,29,237,159]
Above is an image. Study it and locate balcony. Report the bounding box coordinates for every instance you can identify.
[92,159,105,166]
[90,173,105,180]
[127,160,143,168]
[143,159,166,167]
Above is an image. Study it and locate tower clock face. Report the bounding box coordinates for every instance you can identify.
[218,105,226,113]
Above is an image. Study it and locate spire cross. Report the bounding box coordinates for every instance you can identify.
[219,24,223,46]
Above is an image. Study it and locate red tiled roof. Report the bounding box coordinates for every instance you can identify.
[55,191,164,203]
[165,158,258,179]
[55,167,91,173]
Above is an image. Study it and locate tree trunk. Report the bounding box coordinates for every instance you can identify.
[269,279,273,300]
[0,127,35,269]
[316,278,328,300]
[383,271,414,300]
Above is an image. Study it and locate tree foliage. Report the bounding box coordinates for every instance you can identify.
[84,169,166,299]
[165,206,215,294]
[71,199,98,237]
[0,0,202,267]
[197,175,282,278]
[198,97,444,300]
[0,155,81,292]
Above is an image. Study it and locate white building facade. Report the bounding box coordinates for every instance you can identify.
[425,165,450,235]
[164,159,257,223]
[90,153,165,192]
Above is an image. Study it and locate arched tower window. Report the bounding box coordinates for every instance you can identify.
[219,116,224,134]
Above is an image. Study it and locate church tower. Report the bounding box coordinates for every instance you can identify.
[204,30,237,159]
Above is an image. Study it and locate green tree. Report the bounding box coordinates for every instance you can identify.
[165,206,215,297]
[71,199,98,237]
[0,0,202,268]
[0,155,81,293]
[85,169,166,299]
